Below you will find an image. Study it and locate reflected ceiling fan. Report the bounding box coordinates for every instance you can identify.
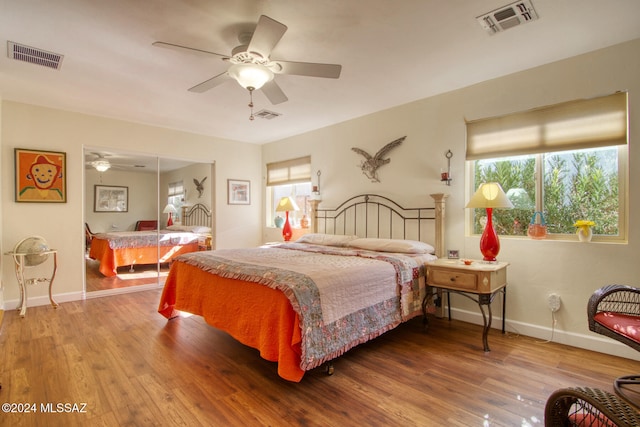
[85,152,146,172]
[153,15,342,119]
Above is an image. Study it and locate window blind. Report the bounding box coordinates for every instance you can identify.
[168,181,184,196]
[266,156,311,186]
[466,92,628,160]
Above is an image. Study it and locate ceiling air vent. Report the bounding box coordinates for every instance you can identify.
[254,109,282,120]
[477,0,538,35]
[7,41,64,70]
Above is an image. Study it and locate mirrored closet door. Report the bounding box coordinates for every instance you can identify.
[84,148,160,295]
[84,148,215,296]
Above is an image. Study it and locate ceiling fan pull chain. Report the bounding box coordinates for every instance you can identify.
[248,88,255,121]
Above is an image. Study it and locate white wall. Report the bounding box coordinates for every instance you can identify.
[1,103,262,306]
[262,38,640,360]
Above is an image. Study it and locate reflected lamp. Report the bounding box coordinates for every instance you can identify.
[275,196,300,241]
[466,183,513,262]
[163,204,178,227]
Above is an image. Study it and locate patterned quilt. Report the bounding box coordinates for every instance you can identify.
[176,243,434,371]
[96,230,200,249]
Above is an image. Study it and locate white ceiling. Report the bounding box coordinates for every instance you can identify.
[1,0,640,145]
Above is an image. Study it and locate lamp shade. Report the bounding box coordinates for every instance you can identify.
[163,204,178,214]
[275,196,300,213]
[228,63,274,90]
[466,183,514,209]
[466,182,513,262]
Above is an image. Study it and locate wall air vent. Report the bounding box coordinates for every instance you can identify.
[254,109,282,120]
[7,41,64,70]
[477,0,538,35]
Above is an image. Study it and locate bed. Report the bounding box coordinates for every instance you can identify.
[89,203,211,277]
[158,194,447,382]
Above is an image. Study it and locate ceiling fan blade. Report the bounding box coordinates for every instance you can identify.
[261,80,288,105]
[188,72,232,93]
[247,15,287,59]
[273,60,342,78]
[152,41,228,59]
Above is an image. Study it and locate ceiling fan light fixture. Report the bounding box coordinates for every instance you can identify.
[92,159,111,172]
[228,63,273,90]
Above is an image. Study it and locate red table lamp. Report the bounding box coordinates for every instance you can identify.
[466,183,513,262]
[275,196,300,241]
[163,204,177,227]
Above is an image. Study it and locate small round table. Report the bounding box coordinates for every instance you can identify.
[5,249,58,317]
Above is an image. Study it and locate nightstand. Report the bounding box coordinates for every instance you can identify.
[424,259,509,352]
[198,235,212,251]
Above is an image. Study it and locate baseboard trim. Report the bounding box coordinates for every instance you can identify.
[3,291,637,361]
[1,284,163,310]
[449,307,640,361]
[84,283,161,299]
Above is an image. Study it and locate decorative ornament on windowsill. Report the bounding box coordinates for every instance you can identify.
[574,220,595,242]
[163,204,178,227]
[466,182,513,262]
[275,196,299,241]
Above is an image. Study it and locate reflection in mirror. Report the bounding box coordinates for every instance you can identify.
[84,148,214,296]
[84,148,160,294]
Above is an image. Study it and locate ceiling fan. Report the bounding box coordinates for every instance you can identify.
[85,152,146,172]
[153,15,342,119]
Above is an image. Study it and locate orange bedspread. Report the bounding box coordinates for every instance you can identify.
[158,260,304,382]
[90,237,199,277]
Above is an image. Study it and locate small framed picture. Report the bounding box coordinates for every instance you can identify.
[447,249,459,259]
[94,185,128,212]
[227,179,250,205]
[15,148,67,203]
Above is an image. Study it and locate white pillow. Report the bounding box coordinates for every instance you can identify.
[167,225,211,234]
[348,238,435,254]
[295,233,358,247]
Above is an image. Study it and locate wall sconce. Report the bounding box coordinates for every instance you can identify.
[441,150,453,185]
[311,170,322,201]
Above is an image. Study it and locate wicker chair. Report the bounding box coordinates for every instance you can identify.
[545,387,640,427]
[587,284,640,406]
[544,285,640,425]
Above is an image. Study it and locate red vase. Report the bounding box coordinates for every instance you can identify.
[479,208,500,262]
[282,211,292,241]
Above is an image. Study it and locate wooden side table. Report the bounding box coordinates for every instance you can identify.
[424,259,509,351]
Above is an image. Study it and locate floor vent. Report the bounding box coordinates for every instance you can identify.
[476,0,538,35]
[7,41,64,70]
[254,109,282,120]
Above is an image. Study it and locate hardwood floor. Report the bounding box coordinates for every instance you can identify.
[1,289,638,426]
[85,255,169,292]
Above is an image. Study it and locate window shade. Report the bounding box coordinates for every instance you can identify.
[266,156,311,186]
[466,92,628,160]
[168,181,184,196]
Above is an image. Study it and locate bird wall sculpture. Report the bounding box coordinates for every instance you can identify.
[351,136,405,182]
[193,177,207,198]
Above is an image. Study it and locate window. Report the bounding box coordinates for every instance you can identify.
[466,92,628,241]
[167,180,184,222]
[266,156,312,227]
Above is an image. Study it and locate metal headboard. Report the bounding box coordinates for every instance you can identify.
[181,203,212,227]
[311,194,447,257]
